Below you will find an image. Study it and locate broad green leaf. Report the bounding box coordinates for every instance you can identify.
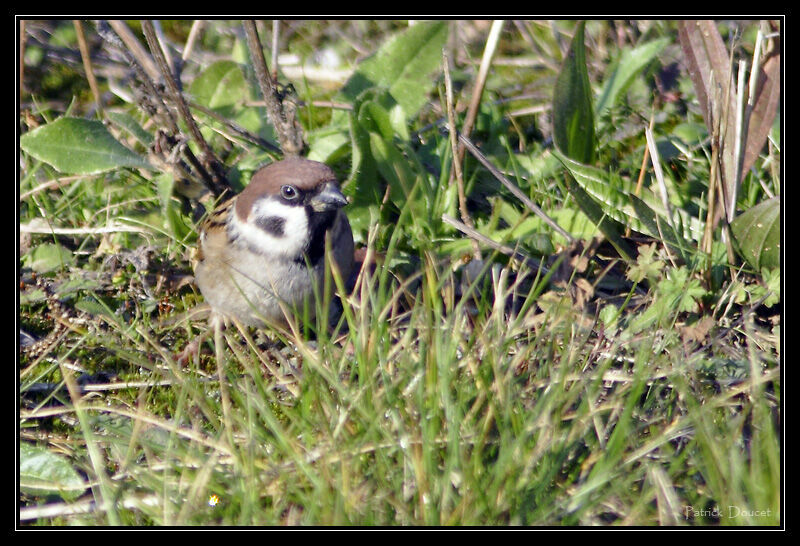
[20,117,151,174]
[552,148,699,256]
[20,442,87,501]
[306,128,349,164]
[551,21,632,255]
[336,21,448,125]
[595,37,669,118]
[564,171,634,260]
[344,109,380,207]
[368,132,429,239]
[550,124,634,261]
[358,99,396,142]
[552,20,596,164]
[369,131,419,206]
[23,242,75,273]
[106,110,153,146]
[189,60,248,109]
[731,196,780,270]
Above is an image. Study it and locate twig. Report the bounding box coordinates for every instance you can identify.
[455,19,504,167]
[20,218,152,235]
[644,126,674,231]
[152,20,176,84]
[442,214,547,274]
[20,175,86,201]
[628,115,655,237]
[73,20,103,116]
[242,20,304,156]
[188,100,282,153]
[19,494,161,522]
[271,20,280,80]
[141,20,226,196]
[443,50,480,260]
[182,20,203,62]
[454,131,574,243]
[97,20,216,195]
[507,104,550,118]
[107,19,160,82]
[248,99,353,111]
[731,59,747,221]
[20,20,26,99]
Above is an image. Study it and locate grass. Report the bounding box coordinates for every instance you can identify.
[18,19,780,527]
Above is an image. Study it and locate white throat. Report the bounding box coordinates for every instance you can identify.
[233,198,309,259]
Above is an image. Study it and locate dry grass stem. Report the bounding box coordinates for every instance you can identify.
[74,20,102,115]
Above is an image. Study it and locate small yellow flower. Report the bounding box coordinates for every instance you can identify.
[208,494,220,507]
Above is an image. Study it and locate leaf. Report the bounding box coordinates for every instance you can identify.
[552,20,596,164]
[156,173,192,240]
[731,195,780,270]
[742,45,781,178]
[678,21,781,226]
[677,21,736,205]
[677,21,734,144]
[552,22,635,258]
[626,242,664,283]
[344,106,380,207]
[306,128,350,164]
[595,37,669,118]
[336,21,448,124]
[75,297,117,319]
[20,442,87,501]
[552,148,700,257]
[20,117,151,174]
[660,266,708,313]
[23,242,75,273]
[106,110,153,146]
[189,60,248,110]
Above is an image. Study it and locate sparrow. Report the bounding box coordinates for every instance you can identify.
[193,157,354,328]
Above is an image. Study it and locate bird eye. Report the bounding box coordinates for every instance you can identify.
[280,185,298,201]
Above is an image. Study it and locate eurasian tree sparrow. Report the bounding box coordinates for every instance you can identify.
[194,157,354,328]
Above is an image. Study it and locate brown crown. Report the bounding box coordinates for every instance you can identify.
[235,157,339,219]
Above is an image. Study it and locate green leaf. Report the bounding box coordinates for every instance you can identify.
[75,297,117,319]
[552,20,596,164]
[595,37,669,118]
[156,173,192,240]
[760,267,780,307]
[368,132,429,239]
[336,21,448,125]
[660,266,708,313]
[20,117,151,174]
[626,242,664,283]
[345,110,381,207]
[106,110,153,146]
[731,196,780,270]
[306,128,350,164]
[23,242,75,273]
[189,60,248,110]
[358,99,396,142]
[20,442,87,501]
[369,132,419,206]
[552,148,698,258]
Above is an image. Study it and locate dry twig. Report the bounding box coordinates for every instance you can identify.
[242,20,304,156]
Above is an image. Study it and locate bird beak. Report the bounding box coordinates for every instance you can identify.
[310,182,348,212]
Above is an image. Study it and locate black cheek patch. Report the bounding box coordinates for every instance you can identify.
[255,216,286,237]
